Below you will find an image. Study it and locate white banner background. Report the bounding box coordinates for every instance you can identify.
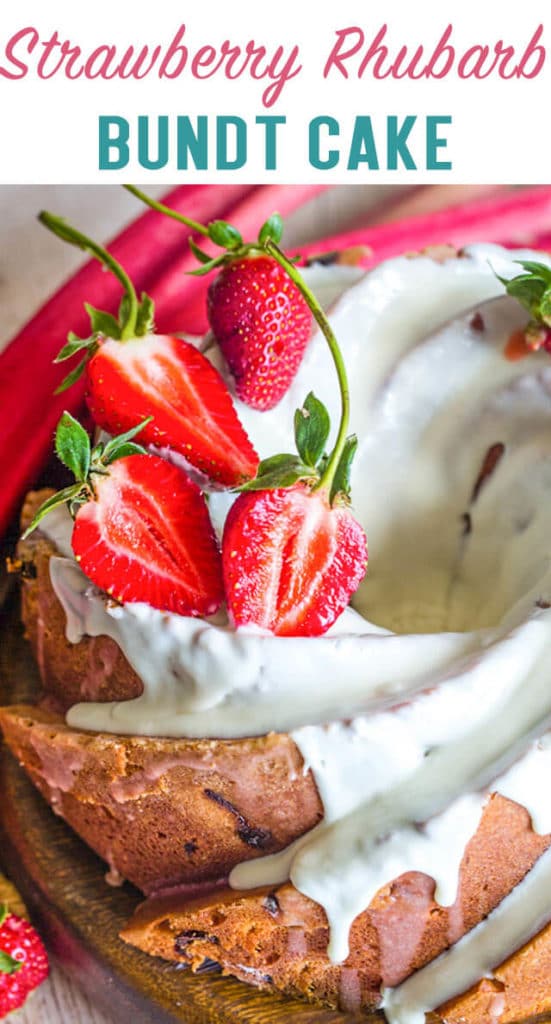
[0,0,548,182]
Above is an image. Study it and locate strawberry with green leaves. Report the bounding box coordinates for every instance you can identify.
[0,904,49,1017]
[222,245,368,637]
[24,414,224,617]
[40,212,259,487]
[498,259,551,351]
[38,198,367,637]
[124,188,312,411]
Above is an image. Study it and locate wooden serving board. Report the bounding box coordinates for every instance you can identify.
[0,571,378,1024]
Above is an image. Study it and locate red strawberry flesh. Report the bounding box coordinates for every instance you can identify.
[0,913,49,1016]
[72,454,224,617]
[207,255,312,411]
[85,334,258,487]
[222,485,368,637]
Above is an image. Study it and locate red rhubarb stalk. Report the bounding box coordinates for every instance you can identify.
[296,186,551,268]
[526,230,551,252]
[367,184,504,225]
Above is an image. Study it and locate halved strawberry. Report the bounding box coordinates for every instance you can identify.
[85,334,259,486]
[24,414,224,618]
[39,211,258,488]
[73,454,223,616]
[207,255,312,411]
[222,485,367,637]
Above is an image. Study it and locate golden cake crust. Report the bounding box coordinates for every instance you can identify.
[120,795,551,1017]
[2,491,323,892]
[0,704,322,895]
[18,490,143,711]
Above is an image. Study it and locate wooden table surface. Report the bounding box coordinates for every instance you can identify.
[0,182,490,1022]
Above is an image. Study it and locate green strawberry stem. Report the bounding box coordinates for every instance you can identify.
[124,185,210,238]
[124,186,256,260]
[264,240,350,495]
[38,212,139,340]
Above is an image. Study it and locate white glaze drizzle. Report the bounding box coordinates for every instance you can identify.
[382,842,551,1024]
[50,552,485,738]
[230,616,551,952]
[295,620,551,957]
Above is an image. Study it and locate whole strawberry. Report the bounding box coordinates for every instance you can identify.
[123,191,314,411]
[23,413,224,618]
[207,254,312,411]
[0,905,49,1017]
[40,212,258,488]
